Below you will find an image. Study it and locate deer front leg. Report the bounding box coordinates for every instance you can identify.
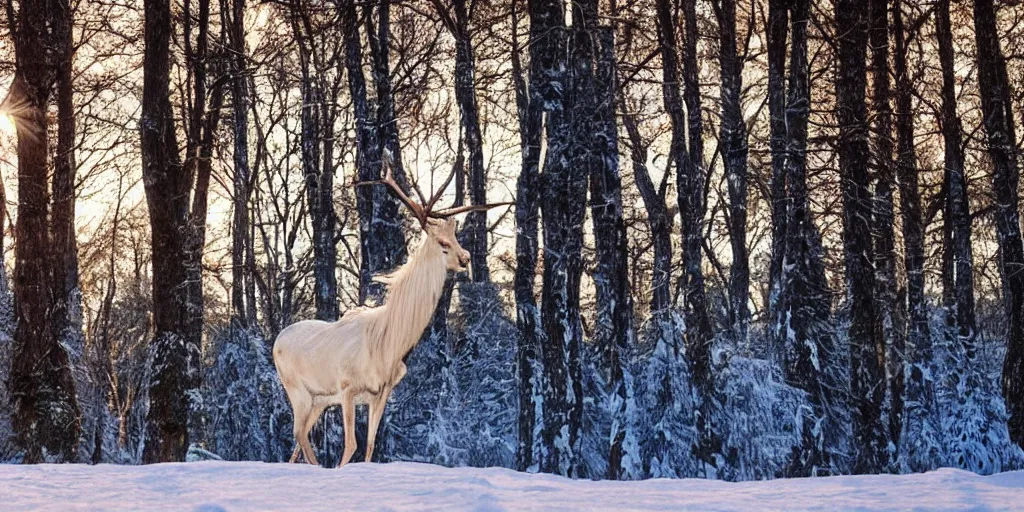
[364,387,392,463]
[338,390,358,468]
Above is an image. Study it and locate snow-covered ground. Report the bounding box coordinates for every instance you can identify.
[0,461,1021,511]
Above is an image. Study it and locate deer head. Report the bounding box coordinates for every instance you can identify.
[360,151,512,275]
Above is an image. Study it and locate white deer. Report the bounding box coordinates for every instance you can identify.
[273,159,509,467]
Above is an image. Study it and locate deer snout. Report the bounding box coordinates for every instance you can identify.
[458,250,470,269]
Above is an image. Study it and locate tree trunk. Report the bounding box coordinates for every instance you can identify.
[532,0,584,477]
[227,0,255,327]
[973,0,1024,448]
[511,0,544,472]
[679,0,713,392]
[868,0,902,460]
[893,0,935,468]
[679,0,717,469]
[716,0,750,343]
[7,0,81,463]
[141,0,198,462]
[344,0,408,305]
[936,0,976,349]
[767,0,788,366]
[779,0,835,476]
[836,0,887,474]
[300,68,337,321]
[450,0,490,282]
[51,0,81,359]
[367,0,407,191]
[586,24,636,481]
[182,0,223,405]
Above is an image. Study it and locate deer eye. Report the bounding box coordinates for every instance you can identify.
[439,241,451,250]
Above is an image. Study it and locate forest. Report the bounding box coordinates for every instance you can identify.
[0,0,1023,482]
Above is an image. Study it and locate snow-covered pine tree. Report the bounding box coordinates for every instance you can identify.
[933,317,1024,474]
[635,311,698,479]
[713,352,808,481]
[202,325,292,462]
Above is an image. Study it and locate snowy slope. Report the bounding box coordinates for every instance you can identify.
[0,461,1021,511]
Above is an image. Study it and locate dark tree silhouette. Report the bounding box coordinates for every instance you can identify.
[7,0,81,463]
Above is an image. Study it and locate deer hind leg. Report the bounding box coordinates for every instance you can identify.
[298,401,329,466]
[338,391,358,468]
[286,388,313,464]
[364,388,391,463]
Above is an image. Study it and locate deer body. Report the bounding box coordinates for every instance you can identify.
[274,153,510,467]
[273,219,467,467]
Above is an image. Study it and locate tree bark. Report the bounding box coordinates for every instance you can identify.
[868,0,902,460]
[511,0,544,472]
[141,0,199,462]
[533,0,584,477]
[936,0,976,348]
[299,55,337,321]
[678,0,718,469]
[715,0,750,342]
[51,0,81,357]
[893,0,935,467]
[586,23,636,481]
[778,0,836,476]
[767,0,788,337]
[7,0,81,463]
[344,0,408,305]
[836,0,887,474]
[679,0,713,391]
[226,0,255,327]
[448,0,490,282]
[973,0,1024,448]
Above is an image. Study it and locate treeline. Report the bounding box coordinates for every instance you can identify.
[0,0,1023,480]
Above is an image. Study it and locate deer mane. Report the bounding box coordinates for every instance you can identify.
[356,237,449,368]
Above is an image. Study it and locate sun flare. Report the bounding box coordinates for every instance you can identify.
[0,113,15,135]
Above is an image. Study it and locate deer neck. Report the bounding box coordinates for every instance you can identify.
[375,239,449,365]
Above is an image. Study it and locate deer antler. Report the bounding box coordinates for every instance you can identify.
[358,150,514,228]
[359,151,429,227]
[429,202,516,219]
